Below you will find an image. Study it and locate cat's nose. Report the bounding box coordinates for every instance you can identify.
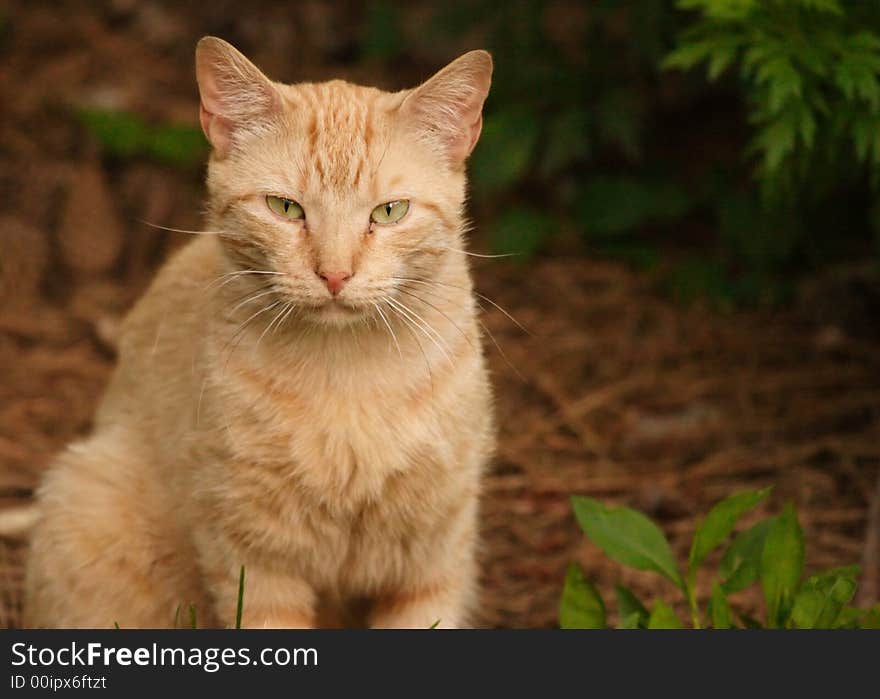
[319,270,352,296]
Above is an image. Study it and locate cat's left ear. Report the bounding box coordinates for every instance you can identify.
[400,50,493,165]
[195,37,281,157]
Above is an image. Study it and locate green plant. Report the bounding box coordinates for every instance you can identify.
[658,0,880,306]
[77,108,208,168]
[414,1,880,309]
[235,565,246,630]
[427,0,688,260]
[161,565,245,629]
[665,0,880,196]
[560,487,880,629]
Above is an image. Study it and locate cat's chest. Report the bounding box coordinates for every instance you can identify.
[220,363,442,501]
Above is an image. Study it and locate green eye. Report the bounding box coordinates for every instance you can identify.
[266,195,305,220]
[370,200,410,225]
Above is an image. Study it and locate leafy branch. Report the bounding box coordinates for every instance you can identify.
[664,0,880,195]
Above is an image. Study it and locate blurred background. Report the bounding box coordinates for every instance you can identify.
[1,0,879,628]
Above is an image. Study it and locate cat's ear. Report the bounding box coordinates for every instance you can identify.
[400,50,493,164]
[195,37,281,157]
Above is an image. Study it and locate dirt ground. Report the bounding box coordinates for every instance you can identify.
[1,1,879,628]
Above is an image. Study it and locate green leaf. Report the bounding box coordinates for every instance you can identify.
[571,496,684,590]
[799,0,843,15]
[688,487,771,587]
[77,108,208,168]
[709,583,732,629]
[859,605,880,629]
[559,562,606,629]
[737,612,764,629]
[833,606,864,629]
[619,611,643,629]
[753,111,798,175]
[148,123,209,167]
[760,503,804,628]
[790,566,859,629]
[615,584,649,629]
[647,599,684,629]
[678,0,758,21]
[663,39,717,72]
[78,108,149,158]
[720,517,775,594]
[707,40,741,81]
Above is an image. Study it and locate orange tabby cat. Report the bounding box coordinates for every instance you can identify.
[24,37,495,628]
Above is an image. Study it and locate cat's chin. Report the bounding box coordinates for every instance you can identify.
[305,300,365,327]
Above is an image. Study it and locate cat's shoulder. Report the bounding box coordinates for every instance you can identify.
[156,236,223,285]
[121,237,222,333]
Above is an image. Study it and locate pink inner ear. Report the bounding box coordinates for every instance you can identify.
[195,39,280,157]
[199,102,232,155]
[440,102,485,163]
[403,51,492,165]
[196,63,238,155]
[463,112,483,159]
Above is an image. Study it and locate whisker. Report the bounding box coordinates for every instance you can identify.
[196,373,209,428]
[471,291,529,335]
[230,287,278,315]
[395,287,474,351]
[477,314,525,382]
[221,299,283,372]
[392,276,530,335]
[392,277,525,379]
[222,282,274,309]
[430,246,521,259]
[395,280,471,310]
[394,278,467,308]
[385,296,453,366]
[382,299,434,390]
[272,302,298,336]
[373,303,403,360]
[255,302,292,351]
[138,220,226,236]
[203,270,285,294]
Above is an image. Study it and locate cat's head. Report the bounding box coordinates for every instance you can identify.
[195,37,491,327]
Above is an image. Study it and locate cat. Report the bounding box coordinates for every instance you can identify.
[23,37,495,629]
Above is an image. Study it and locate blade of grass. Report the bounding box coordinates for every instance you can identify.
[236,565,246,630]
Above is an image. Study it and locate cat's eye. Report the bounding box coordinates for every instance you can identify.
[266,195,305,220]
[370,200,410,225]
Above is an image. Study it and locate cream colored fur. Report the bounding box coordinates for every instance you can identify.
[24,38,495,628]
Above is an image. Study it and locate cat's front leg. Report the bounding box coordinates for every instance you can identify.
[370,575,475,629]
[208,561,317,629]
[196,536,317,628]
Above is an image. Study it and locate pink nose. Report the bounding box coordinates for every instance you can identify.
[320,270,351,296]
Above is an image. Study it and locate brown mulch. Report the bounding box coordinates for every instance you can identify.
[1,1,879,629]
[478,259,880,626]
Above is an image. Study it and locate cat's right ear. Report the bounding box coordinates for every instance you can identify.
[400,50,493,166]
[195,37,281,158]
